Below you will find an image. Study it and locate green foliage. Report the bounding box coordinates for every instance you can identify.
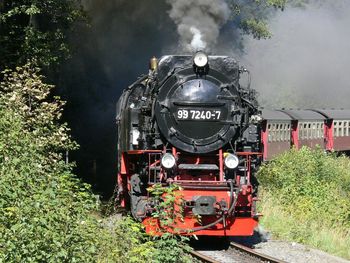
[0,62,77,154]
[96,216,156,263]
[0,0,86,69]
[96,215,194,263]
[241,19,272,39]
[227,0,287,40]
[147,183,193,263]
[0,63,194,262]
[148,183,186,232]
[0,62,100,262]
[258,147,350,259]
[227,0,333,40]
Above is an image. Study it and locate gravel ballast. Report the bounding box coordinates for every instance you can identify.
[254,240,350,263]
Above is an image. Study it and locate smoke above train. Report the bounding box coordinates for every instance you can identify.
[63,1,350,196]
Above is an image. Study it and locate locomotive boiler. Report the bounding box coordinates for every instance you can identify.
[116,52,262,236]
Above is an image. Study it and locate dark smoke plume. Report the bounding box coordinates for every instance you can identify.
[61,0,176,196]
[166,0,230,52]
[62,0,350,197]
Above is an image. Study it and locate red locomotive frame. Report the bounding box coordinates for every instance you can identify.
[118,148,261,236]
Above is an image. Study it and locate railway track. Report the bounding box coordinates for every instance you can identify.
[188,250,221,263]
[189,242,286,263]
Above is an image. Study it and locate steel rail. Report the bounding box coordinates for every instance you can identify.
[230,242,287,263]
[188,250,221,263]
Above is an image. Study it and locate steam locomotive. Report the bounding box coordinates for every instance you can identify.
[116,52,263,236]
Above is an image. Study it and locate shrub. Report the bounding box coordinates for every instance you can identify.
[258,147,350,259]
[147,183,193,263]
[0,63,194,262]
[0,63,101,262]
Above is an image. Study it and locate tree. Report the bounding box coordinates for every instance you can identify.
[0,0,86,71]
[227,0,287,39]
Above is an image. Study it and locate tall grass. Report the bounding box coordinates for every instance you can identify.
[258,147,350,259]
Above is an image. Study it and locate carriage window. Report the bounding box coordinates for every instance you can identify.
[275,123,278,142]
[348,121,350,136]
[277,123,281,142]
[334,122,338,137]
[344,122,348,136]
[317,123,321,139]
[280,123,284,141]
[299,123,303,139]
[271,123,275,142]
[344,121,349,136]
[269,124,273,142]
[304,123,308,139]
[339,121,343,137]
[274,124,277,142]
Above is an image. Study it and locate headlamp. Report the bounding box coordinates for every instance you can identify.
[193,51,208,68]
[224,153,239,169]
[161,153,176,169]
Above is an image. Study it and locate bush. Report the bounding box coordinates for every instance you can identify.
[258,147,350,259]
[0,63,101,262]
[0,63,194,262]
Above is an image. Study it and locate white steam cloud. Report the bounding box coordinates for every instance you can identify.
[240,1,350,109]
[166,0,230,52]
[189,26,206,51]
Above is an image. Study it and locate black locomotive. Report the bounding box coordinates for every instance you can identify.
[117,53,261,154]
[116,52,262,236]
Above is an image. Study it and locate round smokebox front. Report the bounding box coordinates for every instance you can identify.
[155,77,238,153]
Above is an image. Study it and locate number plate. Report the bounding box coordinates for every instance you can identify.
[176,109,222,121]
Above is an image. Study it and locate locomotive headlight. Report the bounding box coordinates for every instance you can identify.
[161,153,176,169]
[224,153,239,169]
[193,51,208,68]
